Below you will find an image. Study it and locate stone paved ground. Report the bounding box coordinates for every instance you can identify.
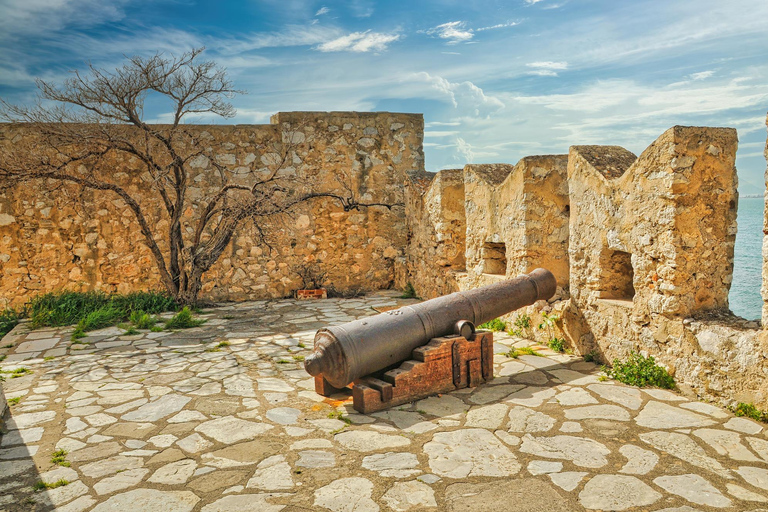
[2,292,768,511]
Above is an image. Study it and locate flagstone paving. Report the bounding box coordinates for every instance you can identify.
[1,291,768,511]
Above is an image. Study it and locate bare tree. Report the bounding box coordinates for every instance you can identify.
[0,48,398,304]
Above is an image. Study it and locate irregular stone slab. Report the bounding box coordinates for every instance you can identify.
[38,466,78,486]
[507,406,556,433]
[335,431,410,452]
[726,483,768,502]
[415,395,468,417]
[90,489,199,512]
[256,378,294,392]
[201,440,282,469]
[80,455,144,478]
[643,388,686,401]
[148,459,197,485]
[195,416,273,443]
[69,441,123,462]
[36,479,89,508]
[618,444,658,475]
[635,401,715,429]
[362,452,420,478]
[519,434,611,468]
[653,474,731,508]
[97,390,145,405]
[290,439,334,450]
[554,387,598,406]
[16,338,59,353]
[747,436,768,462]
[0,427,44,447]
[560,421,582,433]
[266,407,301,425]
[148,434,178,448]
[0,445,38,459]
[512,370,549,386]
[587,384,643,410]
[579,474,661,510]
[680,402,730,418]
[94,468,149,495]
[148,448,185,465]
[85,412,117,426]
[296,450,336,468]
[177,433,213,454]
[382,481,437,511]
[424,428,520,478]
[188,470,248,493]
[506,386,557,407]
[465,404,509,429]
[6,410,56,430]
[102,422,157,439]
[371,411,434,433]
[735,466,768,490]
[547,369,599,386]
[468,384,524,405]
[64,417,88,434]
[200,494,285,512]
[640,431,730,478]
[167,410,207,423]
[693,428,760,462]
[549,472,588,492]
[528,460,563,475]
[314,477,379,512]
[246,455,294,490]
[121,394,191,422]
[0,459,34,478]
[223,374,256,397]
[565,404,630,421]
[724,417,763,435]
[56,438,86,453]
[445,479,574,512]
[56,496,97,512]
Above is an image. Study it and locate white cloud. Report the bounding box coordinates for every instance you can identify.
[527,70,559,77]
[527,61,568,70]
[525,0,546,4]
[690,70,715,80]
[476,21,520,31]
[315,31,400,52]
[0,0,128,40]
[427,21,474,44]
[455,137,475,163]
[414,72,504,119]
[315,6,329,16]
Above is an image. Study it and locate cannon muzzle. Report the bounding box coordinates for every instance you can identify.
[304,268,556,388]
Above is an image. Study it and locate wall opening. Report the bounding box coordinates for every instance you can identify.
[482,242,507,275]
[599,249,635,300]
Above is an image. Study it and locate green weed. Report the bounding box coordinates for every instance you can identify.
[164,306,205,329]
[733,402,768,423]
[548,337,566,353]
[51,449,70,467]
[0,308,20,338]
[8,396,20,405]
[479,318,507,332]
[583,350,600,363]
[400,282,418,299]
[602,352,675,389]
[33,479,69,491]
[216,341,230,348]
[129,310,158,329]
[0,367,33,379]
[292,355,305,362]
[150,325,164,332]
[504,346,542,358]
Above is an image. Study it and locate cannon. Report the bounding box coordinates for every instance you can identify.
[304,268,557,413]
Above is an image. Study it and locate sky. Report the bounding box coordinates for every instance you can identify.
[1,0,767,193]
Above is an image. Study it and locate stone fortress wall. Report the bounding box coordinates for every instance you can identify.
[0,112,424,308]
[404,118,768,410]
[2,110,768,410]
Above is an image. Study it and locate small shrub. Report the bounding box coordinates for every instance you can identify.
[733,402,768,423]
[548,337,566,353]
[510,314,533,338]
[0,308,20,338]
[164,307,205,329]
[51,449,70,467]
[602,352,675,389]
[400,283,418,299]
[479,318,507,332]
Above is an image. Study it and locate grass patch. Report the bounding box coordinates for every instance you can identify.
[216,341,230,348]
[504,346,542,358]
[0,308,20,338]
[276,359,291,364]
[164,306,205,329]
[602,352,675,389]
[33,479,69,491]
[583,350,600,363]
[44,356,55,361]
[51,449,70,467]
[0,367,33,380]
[28,290,177,336]
[8,396,21,406]
[150,325,164,332]
[129,310,158,330]
[479,318,507,332]
[2,343,13,349]
[328,410,352,425]
[297,342,306,349]
[733,402,768,423]
[222,315,235,320]
[400,282,419,299]
[292,355,305,362]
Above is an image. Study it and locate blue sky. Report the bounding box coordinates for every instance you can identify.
[1,0,767,193]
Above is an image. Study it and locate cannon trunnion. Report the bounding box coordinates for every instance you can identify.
[304,268,557,413]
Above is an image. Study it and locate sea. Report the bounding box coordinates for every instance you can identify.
[731,197,764,320]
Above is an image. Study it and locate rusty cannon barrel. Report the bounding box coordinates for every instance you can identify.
[304,268,556,388]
